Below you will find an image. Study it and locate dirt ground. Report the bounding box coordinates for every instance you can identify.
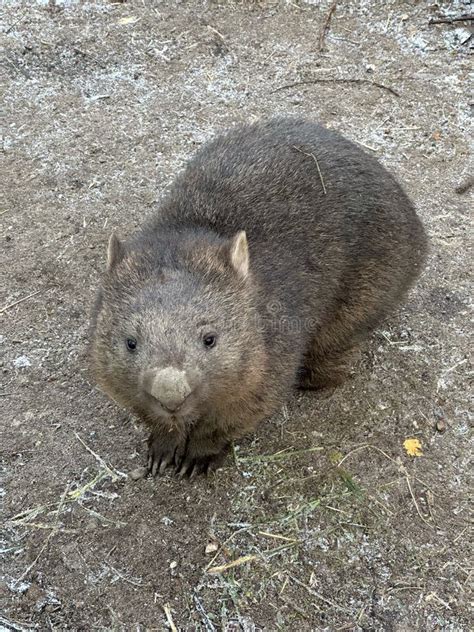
[1,0,472,630]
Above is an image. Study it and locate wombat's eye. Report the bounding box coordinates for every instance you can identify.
[126,337,137,352]
[202,333,217,349]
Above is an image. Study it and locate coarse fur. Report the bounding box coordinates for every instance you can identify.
[90,118,427,477]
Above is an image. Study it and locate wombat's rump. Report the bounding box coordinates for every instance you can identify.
[90,118,427,477]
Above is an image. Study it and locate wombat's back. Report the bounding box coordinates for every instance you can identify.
[152,118,427,311]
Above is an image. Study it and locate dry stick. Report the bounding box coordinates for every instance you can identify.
[289,574,351,614]
[0,616,29,632]
[5,9,28,34]
[318,0,338,52]
[74,431,126,480]
[193,594,217,632]
[207,554,258,574]
[338,444,435,528]
[207,24,226,41]
[204,525,251,570]
[293,146,327,195]
[405,474,434,530]
[107,564,144,587]
[272,78,400,98]
[163,604,178,632]
[13,483,70,586]
[0,289,43,314]
[429,15,474,25]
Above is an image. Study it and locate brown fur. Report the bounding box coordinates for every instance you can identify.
[89,118,427,476]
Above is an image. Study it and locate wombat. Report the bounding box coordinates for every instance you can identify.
[90,118,427,477]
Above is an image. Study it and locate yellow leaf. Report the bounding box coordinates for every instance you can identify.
[403,438,423,457]
[117,16,140,25]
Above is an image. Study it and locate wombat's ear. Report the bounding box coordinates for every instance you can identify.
[228,231,249,279]
[107,232,125,271]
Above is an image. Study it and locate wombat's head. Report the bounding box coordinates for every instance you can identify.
[90,230,264,428]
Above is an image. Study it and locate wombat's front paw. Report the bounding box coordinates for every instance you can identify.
[147,431,186,476]
[176,444,230,479]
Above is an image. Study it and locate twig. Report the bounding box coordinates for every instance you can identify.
[207,554,258,574]
[4,10,28,34]
[207,25,225,41]
[289,574,351,614]
[318,0,338,51]
[258,531,299,542]
[437,358,468,391]
[405,474,434,530]
[74,431,126,480]
[386,585,424,593]
[204,526,251,570]
[429,15,474,25]
[272,78,400,97]
[338,443,395,467]
[354,139,378,152]
[239,446,323,463]
[265,541,301,558]
[0,289,43,314]
[163,604,178,632]
[193,594,217,632]
[337,443,437,526]
[0,615,33,632]
[293,146,327,194]
[108,563,144,587]
[13,483,70,586]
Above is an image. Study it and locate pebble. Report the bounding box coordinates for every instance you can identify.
[436,419,447,433]
[128,466,148,481]
[13,355,31,368]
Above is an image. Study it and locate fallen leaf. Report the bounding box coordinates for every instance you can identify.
[205,542,218,554]
[404,438,423,457]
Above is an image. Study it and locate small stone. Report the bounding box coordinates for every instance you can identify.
[128,466,148,481]
[169,561,178,569]
[85,518,101,531]
[13,355,31,368]
[205,542,219,554]
[455,27,472,45]
[436,419,446,433]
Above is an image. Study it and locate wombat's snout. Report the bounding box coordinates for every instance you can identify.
[143,367,192,413]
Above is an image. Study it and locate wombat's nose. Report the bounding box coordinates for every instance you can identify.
[145,367,192,412]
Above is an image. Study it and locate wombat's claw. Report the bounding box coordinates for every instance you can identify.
[147,441,182,477]
[147,437,184,476]
[176,456,212,479]
[148,452,174,477]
